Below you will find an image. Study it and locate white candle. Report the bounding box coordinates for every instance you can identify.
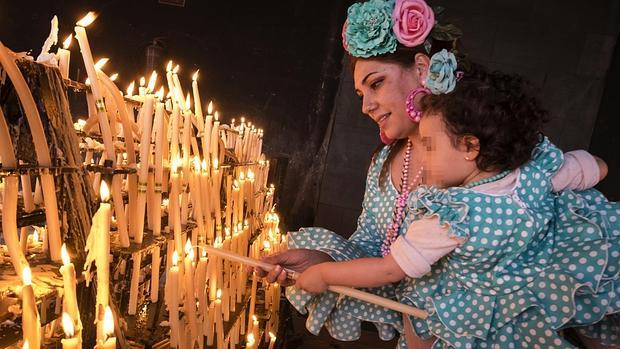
[127,252,141,315]
[268,332,276,349]
[134,94,155,244]
[98,306,116,349]
[215,289,224,349]
[168,251,181,348]
[21,267,41,349]
[57,34,72,79]
[61,312,81,349]
[60,244,81,329]
[184,239,198,345]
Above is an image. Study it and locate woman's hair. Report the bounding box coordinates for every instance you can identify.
[420,63,550,172]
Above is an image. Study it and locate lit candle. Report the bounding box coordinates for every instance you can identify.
[57,34,72,79]
[268,332,276,349]
[168,251,181,347]
[184,239,198,346]
[21,266,41,349]
[246,333,256,349]
[61,312,81,349]
[98,306,116,349]
[210,112,220,164]
[170,158,183,256]
[215,289,224,349]
[251,315,259,348]
[60,245,81,329]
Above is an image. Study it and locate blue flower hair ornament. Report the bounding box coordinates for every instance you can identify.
[344,0,397,58]
[425,49,458,94]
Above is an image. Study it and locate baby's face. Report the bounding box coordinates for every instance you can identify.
[419,113,472,188]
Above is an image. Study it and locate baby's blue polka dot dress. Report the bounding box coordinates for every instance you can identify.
[285,137,620,348]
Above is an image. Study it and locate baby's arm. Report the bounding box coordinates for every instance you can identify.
[296,216,461,293]
[551,150,607,191]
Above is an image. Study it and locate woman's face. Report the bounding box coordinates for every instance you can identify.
[353,59,422,140]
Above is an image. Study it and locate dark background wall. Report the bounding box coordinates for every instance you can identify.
[314,1,620,236]
[1,0,618,238]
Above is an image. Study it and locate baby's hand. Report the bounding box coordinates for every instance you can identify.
[295,264,328,294]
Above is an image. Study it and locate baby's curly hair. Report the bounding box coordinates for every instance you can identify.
[420,64,550,172]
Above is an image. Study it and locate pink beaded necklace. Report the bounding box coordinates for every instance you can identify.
[380,140,423,256]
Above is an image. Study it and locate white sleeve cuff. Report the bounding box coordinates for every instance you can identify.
[390,236,432,278]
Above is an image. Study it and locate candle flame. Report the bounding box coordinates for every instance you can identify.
[62,312,75,338]
[22,340,29,349]
[252,315,258,322]
[147,71,158,92]
[216,289,222,299]
[94,57,109,70]
[214,236,222,247]
[263,240,271,250]
[76,11,97,27]
[109,73,118,81]
[193,157,201,171]
[224,226,231,238]
[239,171,245,181]
[156,86,165,101]
[32,229,39,243]
[62,34,73,49]
[269,332,276,341]
[172,250,179,266]
[185,238,192,255]
[22,266,32,286]
[213,158,219,170]
[246,333,255,345]
[171,159,178,174]
[214,111,219,121]
[85,78,90,85]
[232,179,239,190]
[166,60,173,72]
[247,169,255,181]
[192,70,199,81]
[103,305,114,337]
[61,244,71,266]
[185,93,191,110]
[126,81,135,96]
[173,64,180,74]
[139,77,146,87]
[201,159,208,172]
[100,180,110,202]
[207,101,213,114]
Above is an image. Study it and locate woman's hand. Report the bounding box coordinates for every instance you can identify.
[295,264,329,294]
[252,249,334,286]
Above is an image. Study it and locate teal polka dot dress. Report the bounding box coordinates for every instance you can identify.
[285,137,620,348]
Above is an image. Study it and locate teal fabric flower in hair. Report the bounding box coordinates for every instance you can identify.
[344,0,397,58]
[425,49,457,94]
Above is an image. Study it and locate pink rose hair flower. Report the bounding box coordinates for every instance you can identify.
[392,0,435,47]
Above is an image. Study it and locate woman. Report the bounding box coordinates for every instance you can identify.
[257,0,611,348]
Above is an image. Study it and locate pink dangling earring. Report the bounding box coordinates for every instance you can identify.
[379,129,394,145]
[405,87,430,123]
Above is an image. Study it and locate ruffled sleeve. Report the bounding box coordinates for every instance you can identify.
[529,135,564,177]
[408,185,471,240]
